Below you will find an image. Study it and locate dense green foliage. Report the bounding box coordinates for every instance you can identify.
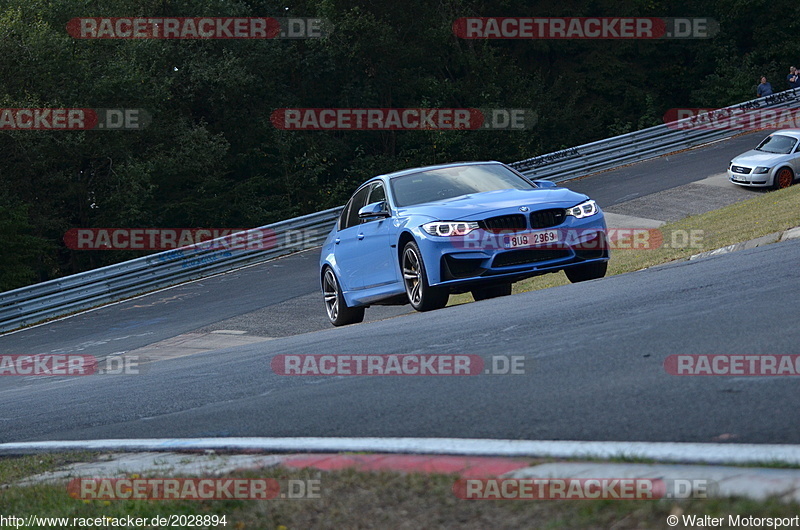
[0,0,798,289]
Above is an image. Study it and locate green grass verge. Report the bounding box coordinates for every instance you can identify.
[449,184,800,305]
[0,453,98,485]
[1,456,799,529]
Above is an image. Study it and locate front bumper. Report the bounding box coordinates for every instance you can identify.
[728,168,771,187]
[416,215,609,288]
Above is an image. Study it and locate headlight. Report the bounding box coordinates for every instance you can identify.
[565,200,599,219]
[753,166,771,174]
[422,221,479,237]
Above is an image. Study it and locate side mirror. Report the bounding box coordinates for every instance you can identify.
[533,180,557,188]
[358,201,390,220]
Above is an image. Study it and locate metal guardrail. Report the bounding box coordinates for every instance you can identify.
[0,207,342,332]
[2,89,800,333]
[511,88,800,182]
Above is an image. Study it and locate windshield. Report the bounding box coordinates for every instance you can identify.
[755,134,797,154]
[390,164,535,207]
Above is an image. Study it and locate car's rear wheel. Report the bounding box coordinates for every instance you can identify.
[472,283,512,301]
[402,241,449,311]
[773,167,794,190]
[322,267,365,326]
[565,261,608,283]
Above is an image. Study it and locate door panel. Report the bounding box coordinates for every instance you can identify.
[333,186,371,290]
[353,217,398,289]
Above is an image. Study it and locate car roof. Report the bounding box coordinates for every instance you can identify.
[377,161,504,180]
[765,129,800,141]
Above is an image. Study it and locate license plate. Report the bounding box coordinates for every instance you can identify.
[504,229,559,249]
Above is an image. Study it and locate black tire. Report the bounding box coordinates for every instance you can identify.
[472,283,513,301]
[402,241,449,311]
[773,167,794,190]
[322,267,365,326]
[565,261,608,283]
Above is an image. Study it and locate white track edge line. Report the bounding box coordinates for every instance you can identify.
[0,438,798,465]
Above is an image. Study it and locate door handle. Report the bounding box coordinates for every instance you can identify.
[357,234,365,240]
[334,238,341,245]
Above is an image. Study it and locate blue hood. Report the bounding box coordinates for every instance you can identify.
[395,187,589,221]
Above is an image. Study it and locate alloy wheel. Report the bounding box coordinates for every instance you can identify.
[323,268,339,322]
[403,247,423,305]
[777,168,794,189]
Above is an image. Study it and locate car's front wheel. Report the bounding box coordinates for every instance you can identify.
[773,167,794,190]
[402,241,449,311]
[472,283,512,301]
[322,267,365,326]
[565,261,608,283]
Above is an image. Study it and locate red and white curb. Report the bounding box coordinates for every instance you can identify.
[9,440,800,503]
[14,452,531,488]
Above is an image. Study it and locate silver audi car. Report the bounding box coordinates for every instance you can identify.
[728,130,800,189]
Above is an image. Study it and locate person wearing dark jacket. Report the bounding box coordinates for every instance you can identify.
[787,67,800,89]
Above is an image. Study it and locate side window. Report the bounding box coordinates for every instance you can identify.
[337,198,353,231]
[343,186,371,230]
[368,182,386,204]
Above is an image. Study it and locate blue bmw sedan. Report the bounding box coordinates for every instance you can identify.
[320,161,609,326]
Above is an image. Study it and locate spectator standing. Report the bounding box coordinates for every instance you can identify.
[788,67,800,89]
[757,76,774,97]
